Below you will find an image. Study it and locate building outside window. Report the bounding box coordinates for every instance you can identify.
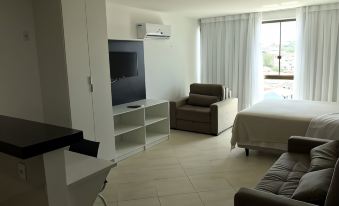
[261,19,296,100]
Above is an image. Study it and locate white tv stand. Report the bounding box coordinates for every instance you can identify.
[113,99,170,161]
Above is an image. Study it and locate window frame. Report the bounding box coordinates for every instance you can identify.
[262,18,296,80]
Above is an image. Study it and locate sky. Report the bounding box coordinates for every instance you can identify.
[261,20,296,48]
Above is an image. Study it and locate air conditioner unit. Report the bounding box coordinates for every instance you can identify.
[137,23,171,39]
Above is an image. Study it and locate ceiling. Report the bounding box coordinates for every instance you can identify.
[109,0,339,18]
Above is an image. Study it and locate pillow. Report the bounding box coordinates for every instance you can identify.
[292,168,334,205]
[309,141,339,172]
[187,93,219,107]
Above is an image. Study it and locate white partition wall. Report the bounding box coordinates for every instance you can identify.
[59,0,96,139]
[32,0,115,160]
[84,0,115,161]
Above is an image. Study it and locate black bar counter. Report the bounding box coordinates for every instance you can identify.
[0,115,83,159]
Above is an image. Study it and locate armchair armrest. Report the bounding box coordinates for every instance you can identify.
[170,97,188,128]
[210,98,238,135]
[234,188,316,206]
[288,136,331,153]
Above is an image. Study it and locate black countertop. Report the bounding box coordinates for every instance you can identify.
[0,115,83,159]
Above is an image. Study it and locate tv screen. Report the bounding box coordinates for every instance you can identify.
[109,52,138,80]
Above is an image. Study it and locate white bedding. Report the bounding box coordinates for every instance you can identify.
[306,113,339,140]
[231,100,339,151]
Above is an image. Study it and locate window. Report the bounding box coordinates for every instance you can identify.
[261,19,296,100]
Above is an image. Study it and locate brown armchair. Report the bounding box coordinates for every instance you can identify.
[170,83,238,135]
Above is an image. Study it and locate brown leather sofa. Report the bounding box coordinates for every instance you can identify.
[235,136,339,206]
[170,83,238,135]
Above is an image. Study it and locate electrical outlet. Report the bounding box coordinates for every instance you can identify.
[17,163,27,181]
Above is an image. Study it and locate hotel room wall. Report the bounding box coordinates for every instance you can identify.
[262,8,296,21]
[0,0,44,122]
[33,0,72,127]
[106,2,200,101]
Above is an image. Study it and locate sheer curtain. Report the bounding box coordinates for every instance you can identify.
[294,3,339,102]
[200,13,263,110]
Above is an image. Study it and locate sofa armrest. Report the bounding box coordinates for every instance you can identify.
[234,188,316,206]
[288,136,331,153]
[210,98,238,135]
[170,97,188,128]
[325,159,339,206]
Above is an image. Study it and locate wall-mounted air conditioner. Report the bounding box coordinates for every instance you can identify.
[137,23,171,39]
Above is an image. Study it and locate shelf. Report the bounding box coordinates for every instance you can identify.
[112,99,170,162]
[145,116,167,126]
[116,141,144,158]
[113,99,168,116]
[146,132,169,144]
[114,124,143,136]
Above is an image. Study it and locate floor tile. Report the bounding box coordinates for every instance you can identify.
[224,170,265,190]
[198,189,235,206]
[149,166,186,180]
[118,197,160,206]
[117,182,157,201]
[155,177,195,196]
[189,173,233,192]
[100,129,277,206]
[93,197,117,206]
[159,193,203,206]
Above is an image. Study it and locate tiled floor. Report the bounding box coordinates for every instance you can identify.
[94,129,280,206]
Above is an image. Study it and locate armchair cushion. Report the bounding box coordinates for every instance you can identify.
[190,83,225,100]
[292,168,334,205]
[309,141,339,172]
[187,93,218,107]
[176,105,211,123]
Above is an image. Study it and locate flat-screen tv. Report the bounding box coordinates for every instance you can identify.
[109,52,138,81]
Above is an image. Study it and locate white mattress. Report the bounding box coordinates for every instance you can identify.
[231,99,339,151]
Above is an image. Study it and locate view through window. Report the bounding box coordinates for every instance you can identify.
[261,19,296,99]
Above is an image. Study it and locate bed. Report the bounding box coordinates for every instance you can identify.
[231,99,339,152]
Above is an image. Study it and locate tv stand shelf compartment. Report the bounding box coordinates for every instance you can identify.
[113,99,170,162]
[114,108,144,136]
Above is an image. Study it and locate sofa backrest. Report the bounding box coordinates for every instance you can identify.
[325,159,339,206]
[190,83,225,101]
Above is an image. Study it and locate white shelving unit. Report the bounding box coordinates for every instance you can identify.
[115,127,145,161]
[113,99,170,161]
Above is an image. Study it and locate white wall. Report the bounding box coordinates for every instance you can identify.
[60,0,96,138]
[106,2,199,100]
[0,0,44,121]
[262,8,296,21]
[33,0,72,127]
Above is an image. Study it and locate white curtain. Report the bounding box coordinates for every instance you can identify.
[294,3,339,102]
[200,13,263,110]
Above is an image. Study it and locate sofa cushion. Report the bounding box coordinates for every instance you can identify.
[176,105,211,123]
[256,153,310,198]
[309,141,339,172]
[292,168,334,205]
[187,93,219,107]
